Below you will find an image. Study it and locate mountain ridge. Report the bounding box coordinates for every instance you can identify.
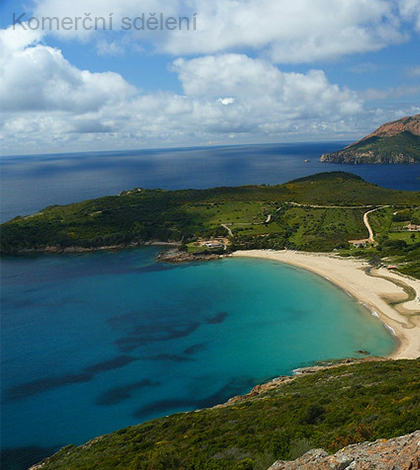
[320,114,420,164]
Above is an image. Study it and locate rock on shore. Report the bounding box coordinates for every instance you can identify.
[268,430,420,470]
[156,248,222,263]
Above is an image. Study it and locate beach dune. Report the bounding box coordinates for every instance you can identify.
[232,250,420,360]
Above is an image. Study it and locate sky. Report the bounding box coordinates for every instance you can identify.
[0,0,419,155]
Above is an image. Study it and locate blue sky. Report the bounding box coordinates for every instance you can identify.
[0,0,419,155]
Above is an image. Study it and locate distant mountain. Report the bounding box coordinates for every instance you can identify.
[320,114,420,164]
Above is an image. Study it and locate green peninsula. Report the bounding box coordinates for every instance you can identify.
[2,172,420,277]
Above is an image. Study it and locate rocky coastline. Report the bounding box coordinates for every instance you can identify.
[268,431,420,470]
[156,248,223,263]
[320,149,419,164]
[1,241,182,256]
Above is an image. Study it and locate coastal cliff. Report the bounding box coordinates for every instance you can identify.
[320,114,420,164]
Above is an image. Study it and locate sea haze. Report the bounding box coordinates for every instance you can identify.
[1,142,419,222]
[1,250,395,470]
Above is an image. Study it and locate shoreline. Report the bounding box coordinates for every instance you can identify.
[231,250,420,360]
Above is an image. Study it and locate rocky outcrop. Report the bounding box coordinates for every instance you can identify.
[365,115,420,139]
[320,114,420,164]
[268,431,420,470]
[320,148,419,164]
[156,248,222,263]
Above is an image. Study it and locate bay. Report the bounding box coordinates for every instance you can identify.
[1,249,394,470]
[0,141,410,469]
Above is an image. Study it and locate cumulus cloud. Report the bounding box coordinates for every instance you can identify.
[0,25,136,113]
[166,0,408,62]
[218,98,235,105]
[173,54,363,119]
[31,0,180,40]
[24,0,418,63]
[0,21,415,155]
[0,39,367,154]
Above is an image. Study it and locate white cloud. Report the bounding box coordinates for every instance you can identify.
[165,0,407,62]
[0,42,369,154]
[173,54,363,119]
[398,0,420,32]
[217,98,235,105]
[0,24,43,56]
[31,0,181,40]
[22,0,417,63]
[0,25,136,113]
[406,65,420,77]
[1,18,417,156]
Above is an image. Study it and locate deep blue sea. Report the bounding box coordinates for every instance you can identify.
[1,142,419,223]
[1,142,417,470]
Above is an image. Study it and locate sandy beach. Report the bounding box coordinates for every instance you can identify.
[231,250,420,360]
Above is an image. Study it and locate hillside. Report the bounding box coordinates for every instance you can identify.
[268,430,420,469]
[320,114,420,164]
[2,172,420,278]
[28,359,420,470]
[1,172,418,253]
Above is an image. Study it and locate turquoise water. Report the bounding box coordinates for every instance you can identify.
[1,248,395,468]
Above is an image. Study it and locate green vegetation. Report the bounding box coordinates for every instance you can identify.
[1,172,419,277]
[348,205,420,278]
[321,131,420,164]
[347,131,420,163]
[231,205,368,252]
[34,359,420,470]
[3,174,420,469]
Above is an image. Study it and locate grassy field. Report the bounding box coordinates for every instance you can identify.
[1,172,419,277]
[32,359,420,470]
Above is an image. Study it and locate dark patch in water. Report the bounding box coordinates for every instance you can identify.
[0,296,37,310]
[96,379,160,406]
[1,445,61,470]
[133,398,194,416]
[4,355,136,402]
[132,376,255,419]
[133,264,177,274]
[106,310,141,329]
[205,312,228,324]
[84,356,137,374]
[146,354,194,362]
[183,343,206,355]
[115,322,201,352]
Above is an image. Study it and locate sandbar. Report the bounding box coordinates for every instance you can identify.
[231,250,420,360]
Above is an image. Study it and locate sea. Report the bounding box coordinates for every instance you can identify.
[1,142,418,470]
